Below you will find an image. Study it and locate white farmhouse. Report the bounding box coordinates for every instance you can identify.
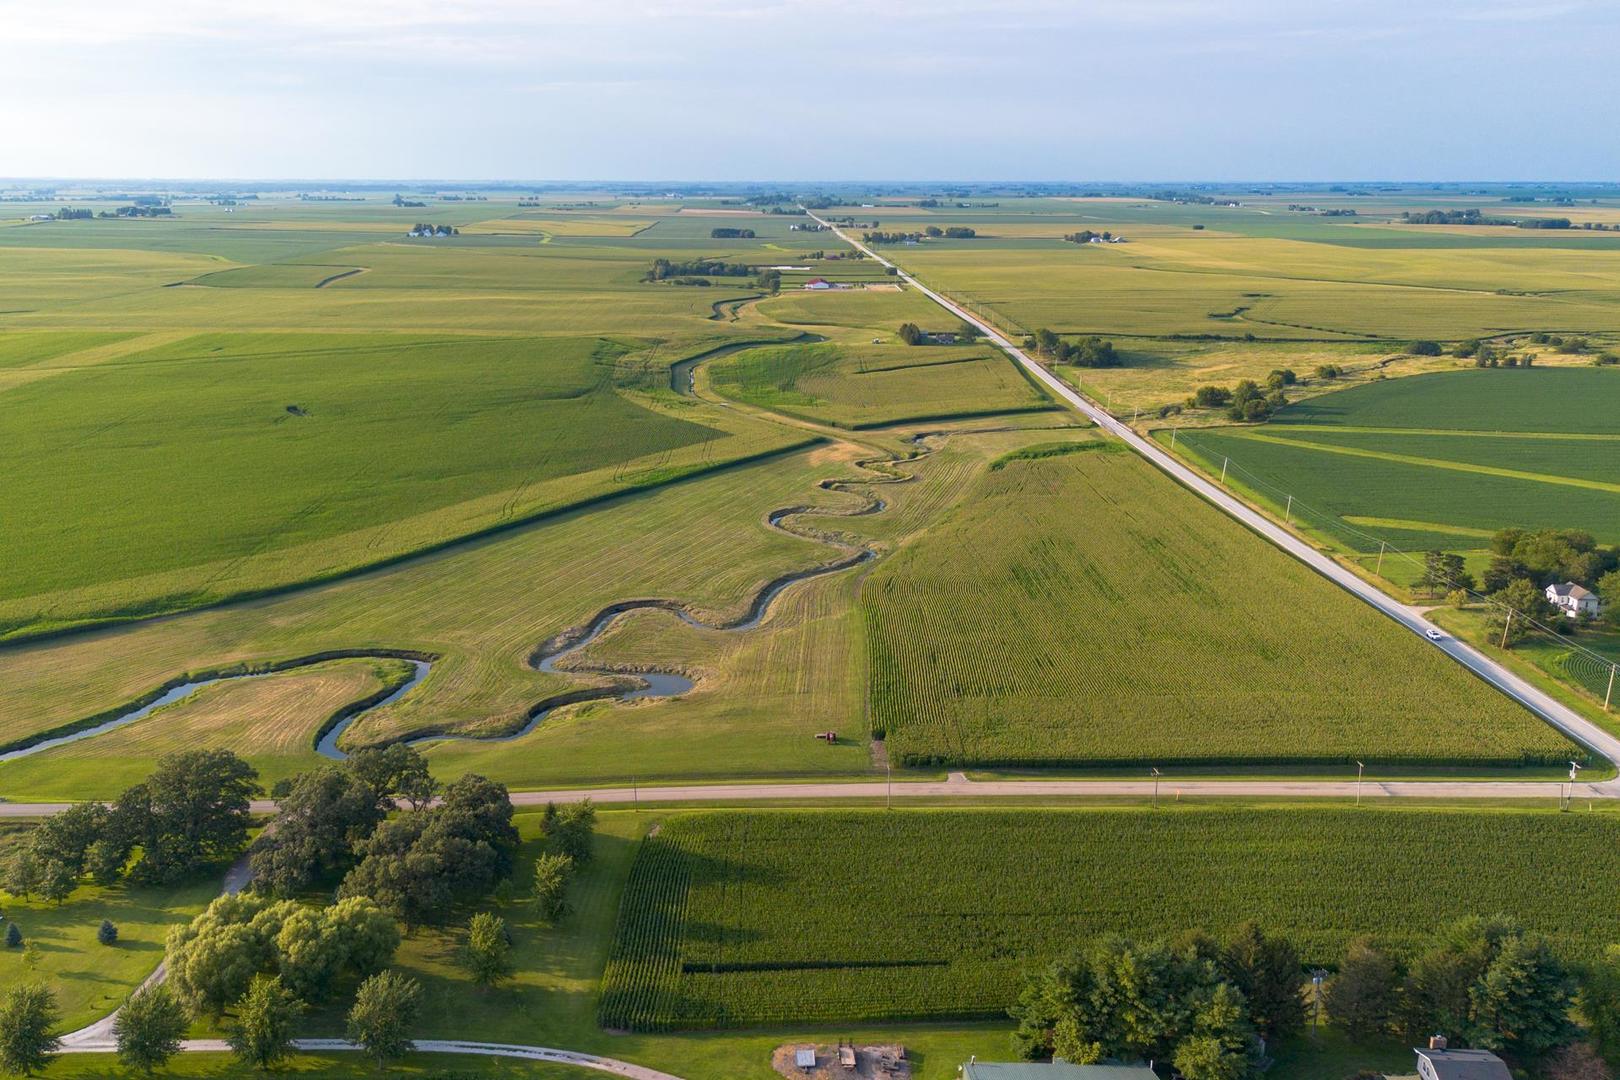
[1546,581,1601,618]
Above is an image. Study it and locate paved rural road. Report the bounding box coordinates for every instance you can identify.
[60,1037,682,1079]
[3,221,1618,824]
[806,209,1620,787]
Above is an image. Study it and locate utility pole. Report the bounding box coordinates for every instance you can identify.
[1285,494,1293,526]
[1376,540,1386,577]
[1500,609,1513,650]
[1356,760,1365,807]
[1151,767,1162,810]
[1607,664,1616,712]
[1170,426,1178,450]
[886,761,892,811]
[1220,457,1229,484]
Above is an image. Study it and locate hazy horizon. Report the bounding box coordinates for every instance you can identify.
[6,0,1618,182]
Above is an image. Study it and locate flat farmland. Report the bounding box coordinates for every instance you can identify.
[600,806,1620,1030]
[0,330,799,639]
[858,198,1620,405]
[860,441,1572,768]
[1173,369,1620,556]
[0,427,1071,800]
[707,340,1054,427]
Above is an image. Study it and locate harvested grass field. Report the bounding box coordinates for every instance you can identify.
[1174,368,1620,556]
[707,340,1054,427]
[860,441,1572,768]
[601,806,1620,1030]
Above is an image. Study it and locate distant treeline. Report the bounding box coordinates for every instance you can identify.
[1064,230,1125,243]
[645,258,752,281]
[862,226,975,244]
[1401,208,1573,229]
[710,227,755,239]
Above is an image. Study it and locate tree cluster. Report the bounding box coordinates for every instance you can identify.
[1189,379,1286,421]
[1486,528,1618,594]
[1029,328,1121,368]
[861,230,922,245]
[1325,917,1577,1066]
[921,225,976,239]
[709,227,756,238]
[337,772,520,928]
[1012,916,1587,1079]
[2,750,258,901]
[644,258,752,281]
[166,892,400,1016]
[1064,230,1123,243]
[1478,528,1620,640]
[1012,923,1303,1080]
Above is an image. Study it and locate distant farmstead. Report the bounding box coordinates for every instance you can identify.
[803,278,833,290]
[1546,581,1601,617]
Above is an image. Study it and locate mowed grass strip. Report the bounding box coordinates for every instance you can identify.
[600,807,1620,1030]
[860,447,1572,768]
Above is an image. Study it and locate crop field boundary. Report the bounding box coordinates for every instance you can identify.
[1166,428,1620,726]
[1226,430,1620,494]
[1,437,823,651]
[0,436,933,765]
[807,208,1620,778]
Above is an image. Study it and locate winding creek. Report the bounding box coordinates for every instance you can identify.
[0,426,921,769]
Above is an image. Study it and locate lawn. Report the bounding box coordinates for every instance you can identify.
[860,441,1574,769]
[600,805,1620,1031]
[0,826,220,1032]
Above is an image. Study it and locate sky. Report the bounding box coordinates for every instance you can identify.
[2,0,1616,182]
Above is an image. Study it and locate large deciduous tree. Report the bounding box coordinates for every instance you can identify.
[346,970,422,1069]
[0,983,61,1078]
[114,984,190,1076]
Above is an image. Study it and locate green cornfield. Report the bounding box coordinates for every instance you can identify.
[859,448,1578,768]
[599,807,1620,1031]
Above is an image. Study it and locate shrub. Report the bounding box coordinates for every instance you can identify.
[98,919,118,945]
[1409,340,1443,356]
[5,923,20,948]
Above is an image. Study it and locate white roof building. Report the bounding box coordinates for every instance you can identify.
[1547,581,1601,617]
